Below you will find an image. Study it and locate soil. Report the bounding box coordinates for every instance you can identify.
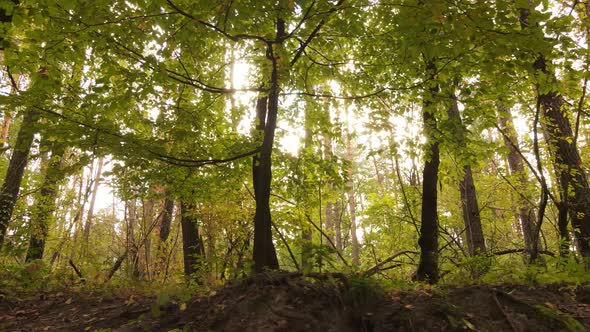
[1,272,590,331]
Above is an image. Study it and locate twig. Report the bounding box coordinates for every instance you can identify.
[305,213,350,268]
[68,259,84,280]
[363,250,418,277]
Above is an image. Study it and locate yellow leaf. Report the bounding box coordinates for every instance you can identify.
[65,298,72,304]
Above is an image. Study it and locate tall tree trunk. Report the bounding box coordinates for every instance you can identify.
[415,60,440,284]
[301,114,313,272]
[180,201,204,278]
[82,157,104,244]
[127,198,141,278]
[26,142,66,261]
[0,109,38,246]
[447,95,486,256]
[142,199,154,280]
[251,15,285,272]
[323,134,335,244]
[521,7,590,258]
[346,121,360,266]
[334,201,343,254]
[497,103,540,259]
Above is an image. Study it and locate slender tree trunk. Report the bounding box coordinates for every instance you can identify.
[127,198,141,278]
[323,134,335,244]
[300,99,314,272]
[346,122,360,266]
[82,157,104,244]
[181,201,204,278]
[142,199,154,280]
[0,109,38,246]
[251,15,285,272]
[447,95,486,256]
[497,103,540,259]
[334,201,343,254]
[26,142,66,261]
[415,60,440,284]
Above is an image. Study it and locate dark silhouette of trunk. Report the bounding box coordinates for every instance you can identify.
[447,95,486,256]
[521,7,590,258]
[82,157,104,244]
[159,198,174,242]
[415,60,440,284]
[497,103,540,259]
[251,16,285,272]
[26,142,66,261]
[0,109,38,246]
[181,201,204,277]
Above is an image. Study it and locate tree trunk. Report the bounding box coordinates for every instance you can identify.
[26,142,66,261]
[301,98,314,272]
[251,16,285,272]
[323,134,335,244]
[82,157,104,244]
[180,201,204,278]
[334,201,343,254]
[521,7,590,257]
[415,60,440,284]
[346,122,360,266]
[447,95,486,256]
[159,198,175,242]
[0,109,38,246]
[0,74,19,155]
[497,103,540,259]
[126,198,141,278]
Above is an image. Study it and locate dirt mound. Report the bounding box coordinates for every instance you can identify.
[2,274,590,331]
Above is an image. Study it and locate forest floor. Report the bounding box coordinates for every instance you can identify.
[1,272,590,331]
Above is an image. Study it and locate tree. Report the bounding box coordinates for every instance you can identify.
[446,94,486,257]
[180,201,204,278]
[520,3,590,258]
[25,141,66,261]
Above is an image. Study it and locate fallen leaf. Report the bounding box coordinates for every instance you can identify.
[180,303,187,311]
[462,319,477,330]
[65,298,72,304]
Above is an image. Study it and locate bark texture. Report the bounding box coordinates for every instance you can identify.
[0,109,38,246]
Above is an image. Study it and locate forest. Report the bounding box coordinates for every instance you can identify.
[1,0,590,331]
